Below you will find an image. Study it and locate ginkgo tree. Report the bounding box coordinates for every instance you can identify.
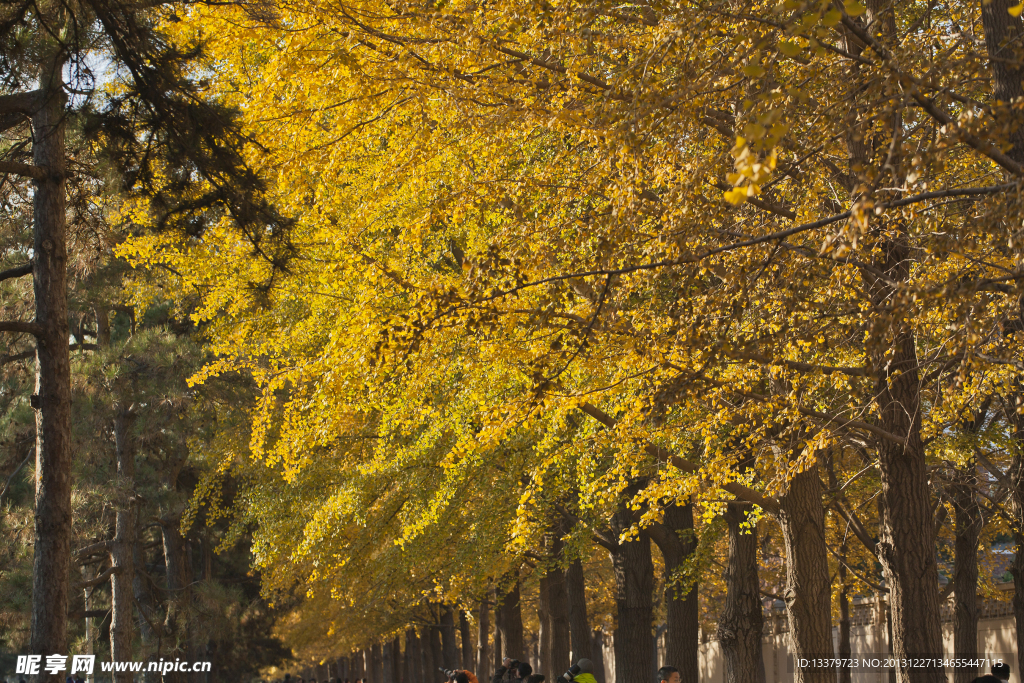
[113,1,1024,683]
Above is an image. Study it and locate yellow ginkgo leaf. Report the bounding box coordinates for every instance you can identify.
[724,187,749,205]
[844,0,867,16]
[778,40,804,57]
[1009,2,1024,16]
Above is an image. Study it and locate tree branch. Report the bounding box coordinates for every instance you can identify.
[0,262,32,282]
[0,321,43,336]
[0,90,42,116]
[0,160,46,181]
[74,566,121,589]
[579,401,783,515]
[832,499,878,554]
[553,502,618,551]
[74,540,111,562]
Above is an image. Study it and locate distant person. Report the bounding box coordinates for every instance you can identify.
[993,664,1011,682]
[974,676,1003,683]
[658,667,680,683]
[526,675,545,683]
[516,663,532,681]
[573,660,597,683]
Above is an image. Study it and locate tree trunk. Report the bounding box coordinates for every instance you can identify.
[718,502,763,683]
[951,465,982,683]
[981,0,1024,162]
[777,466,834,683]
[499,580,525,660]
[110,410,137,683]
[591,629,608,683]
[869,240,945,683]
[422,627,435,683]
[838,541,852,683]
[609,509,655,683]
[539,571,552,679]
[477,597,491,682]
[395,635,405,683]
[160,513,191,683]
[406,630,419,683]
[133,531,159,681]
[384,640,396,683]
[647,503,698,683]
[1007,438,1024,683]
[29,53,71,683]
[442,605,459,670]
[430,622,444,679]
[460,610,474,671]
[548,537,571,676]
[566,559,592,662]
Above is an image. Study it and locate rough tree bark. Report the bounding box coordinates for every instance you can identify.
[28,52,71,683]
[565,558,592,663]
[981,0,1024,160]
[609,508,655,683]
[777,466,834,683]
[718,502,763,683]
[870,261,945,683]
[647,502,698,683]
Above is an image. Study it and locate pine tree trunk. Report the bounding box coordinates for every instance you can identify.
[951,465,981,683]
[477,598,491,682]
[110,410,137,683]
[718,502,763,683]
[566,559,592,662]
[29,53,71,683]
[460,610,473,671]
[778,466,834,683]
[648,503,698,683]
[160,513,191,683]
[609,509,655,683]
[442,606,458,670]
